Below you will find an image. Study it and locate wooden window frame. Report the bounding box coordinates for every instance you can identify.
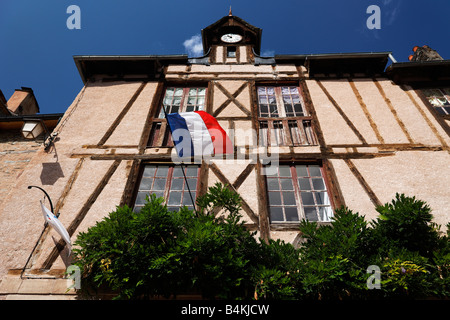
[256,85,318,146]
[132,163,201,212]
[148,85,208,148]
[422,87,450,116]
[265,162,334,223]
[157,87,208,118]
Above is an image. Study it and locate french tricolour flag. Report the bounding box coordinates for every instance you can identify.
[166,111,233,158]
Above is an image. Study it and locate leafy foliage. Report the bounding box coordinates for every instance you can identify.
[73,188,449,300]
[297,194,449,299]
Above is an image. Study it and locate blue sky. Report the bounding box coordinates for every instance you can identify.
[1,0,449,114]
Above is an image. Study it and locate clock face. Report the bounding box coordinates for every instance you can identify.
[221,33,242,43]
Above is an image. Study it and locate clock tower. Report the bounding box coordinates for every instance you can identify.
[200,11,262,64]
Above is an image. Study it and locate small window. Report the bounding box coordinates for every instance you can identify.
[266,164,333,222]
[134,164,200,212]
[257,85,317,147]
[158,87,207,118]
[257,86,306,118]
[422,88,450,115]
[227,46,237,58]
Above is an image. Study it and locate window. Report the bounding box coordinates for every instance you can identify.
[257,86,317,146]
[149,87,207,148]
[158,87,207,118]
[227,46,237,58]
[422,88,450,115]
[265,164,333,222]
[134,164,199,212]
[257,86,305,118]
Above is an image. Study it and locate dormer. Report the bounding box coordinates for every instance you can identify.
[201,12,262,64]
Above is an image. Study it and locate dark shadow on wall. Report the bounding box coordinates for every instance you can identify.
[40,162,65,185]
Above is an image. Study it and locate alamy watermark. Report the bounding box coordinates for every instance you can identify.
[66,5,382,31]
[66,5,81,30]
[367,5,381,30]
[66,265,81,290]
[168,126,279,175]
[367,265,381,289]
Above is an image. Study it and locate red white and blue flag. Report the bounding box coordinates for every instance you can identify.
[166,111,233,158]
[40,201,71,253]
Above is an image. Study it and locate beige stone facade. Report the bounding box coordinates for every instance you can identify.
[1,15,449,299]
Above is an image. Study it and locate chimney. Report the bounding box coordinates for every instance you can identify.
[6,87,40,115]
[409,45,444,62]
[0,90,10,116]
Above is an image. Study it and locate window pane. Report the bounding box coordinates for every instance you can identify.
[164,96,173,105]
[278,166,292,177]
[294,104,304,116]
[269,104,278,117]
[151,191,164,199]
[284,104,294,117]
[283,192,296,205]
[285,207,299,221]
[168,191,182,205]
[319,207,333,222]
[316,192,330,206]
[296,165,308,177]
[283,95,292,105]
[173,97,181,106]
[268,192,282,205]
[173,167,183,177]
[280,179,293,190]
[443,106,450,115]
[304,207,318,221]
[298,178,311,190]
[259,96,268,105]
[301,193,315,206]
[270,207,284,222]
[136,192,148,205]
[171,179,183,190]
[139,178,153,190]
[309,166,322,177]
[183,192,195,206]
[185,166,198,177]
[187,98,197,107]
[174,88,183,96]
[156,166,169,177]
[267,178,280,190]
[186,178,197,190]
[312,178,325,190]
[153,178,167,190]
[260,104,268,116]
[281,87,291,95]
[143,166,156,177]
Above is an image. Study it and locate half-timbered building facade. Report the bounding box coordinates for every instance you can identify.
[0,14,449,299]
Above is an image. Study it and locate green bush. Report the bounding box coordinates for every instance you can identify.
[74,183,265,299]
[73,188,449,300]
[297,193,449,299]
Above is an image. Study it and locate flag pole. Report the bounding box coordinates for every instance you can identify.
[162,105,199,217]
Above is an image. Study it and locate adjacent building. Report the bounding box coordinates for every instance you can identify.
[0,14,449,299]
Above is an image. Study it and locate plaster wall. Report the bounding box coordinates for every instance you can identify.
[1,65,449,298]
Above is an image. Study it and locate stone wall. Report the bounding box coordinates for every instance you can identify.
[0,130,43,205]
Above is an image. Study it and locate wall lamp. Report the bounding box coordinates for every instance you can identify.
[21,119,57,151]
